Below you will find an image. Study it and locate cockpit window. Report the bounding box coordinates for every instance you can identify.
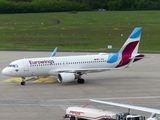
[8,64,18,68]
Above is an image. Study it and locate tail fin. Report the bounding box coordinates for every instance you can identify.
[116,27,143,67]
[119,27,142,55]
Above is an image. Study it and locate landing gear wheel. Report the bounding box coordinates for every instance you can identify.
[21,81,26,85]
[21,77,26,85]
[70,116,76,120]
[77,78,85,84]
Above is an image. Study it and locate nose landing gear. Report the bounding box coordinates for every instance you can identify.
[21,77,26,85]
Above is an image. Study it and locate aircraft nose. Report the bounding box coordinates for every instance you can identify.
[2,68,9,76]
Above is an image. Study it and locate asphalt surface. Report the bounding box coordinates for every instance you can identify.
[0,51,160,120]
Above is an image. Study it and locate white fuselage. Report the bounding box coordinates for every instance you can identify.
[2,54,121,77]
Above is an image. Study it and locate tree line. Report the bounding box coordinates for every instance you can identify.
[0,0,160,14]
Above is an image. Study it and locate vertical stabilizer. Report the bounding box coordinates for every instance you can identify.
[119,27,142,55]
[116,27,143,67]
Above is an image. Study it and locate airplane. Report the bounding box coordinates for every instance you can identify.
[90,99,160,120]
[2,27,144,85]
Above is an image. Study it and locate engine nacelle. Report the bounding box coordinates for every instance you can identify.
[58,73,75,83]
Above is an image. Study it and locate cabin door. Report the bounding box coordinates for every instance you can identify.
[23,61,29,71]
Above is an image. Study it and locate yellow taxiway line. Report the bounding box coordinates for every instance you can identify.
[3,77,57,83]
[33,77,57,83]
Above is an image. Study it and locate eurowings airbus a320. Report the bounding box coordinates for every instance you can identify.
[2,27,144,85]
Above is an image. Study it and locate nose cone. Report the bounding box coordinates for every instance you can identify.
[2,68,9,76]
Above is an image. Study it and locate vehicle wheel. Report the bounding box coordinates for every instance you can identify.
[77,78,85,84]
[21,81,26,85]
[70,116,76,120]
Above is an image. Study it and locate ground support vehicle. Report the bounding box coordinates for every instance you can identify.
[63,106,145,120]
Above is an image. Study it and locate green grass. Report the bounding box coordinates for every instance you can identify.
[0,11,160,52]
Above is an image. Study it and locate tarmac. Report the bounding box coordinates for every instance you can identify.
[0,51,160,120]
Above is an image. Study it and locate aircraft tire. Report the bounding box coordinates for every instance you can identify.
[21,81,26,85]
[77,78,85,84]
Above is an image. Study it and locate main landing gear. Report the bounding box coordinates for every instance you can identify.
[76,72,85,84]
[21,77,26,85]
[77,78,85,84]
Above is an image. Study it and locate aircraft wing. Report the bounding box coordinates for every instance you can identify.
[90,99,160,114]
[59,68,120,72]
[54,68,120,73]
[49,68,121,75]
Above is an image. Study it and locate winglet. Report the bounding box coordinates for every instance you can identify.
[51,47,58,57]
[83,97,92,108]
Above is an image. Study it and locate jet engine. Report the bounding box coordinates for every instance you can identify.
[58,73,76,83]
